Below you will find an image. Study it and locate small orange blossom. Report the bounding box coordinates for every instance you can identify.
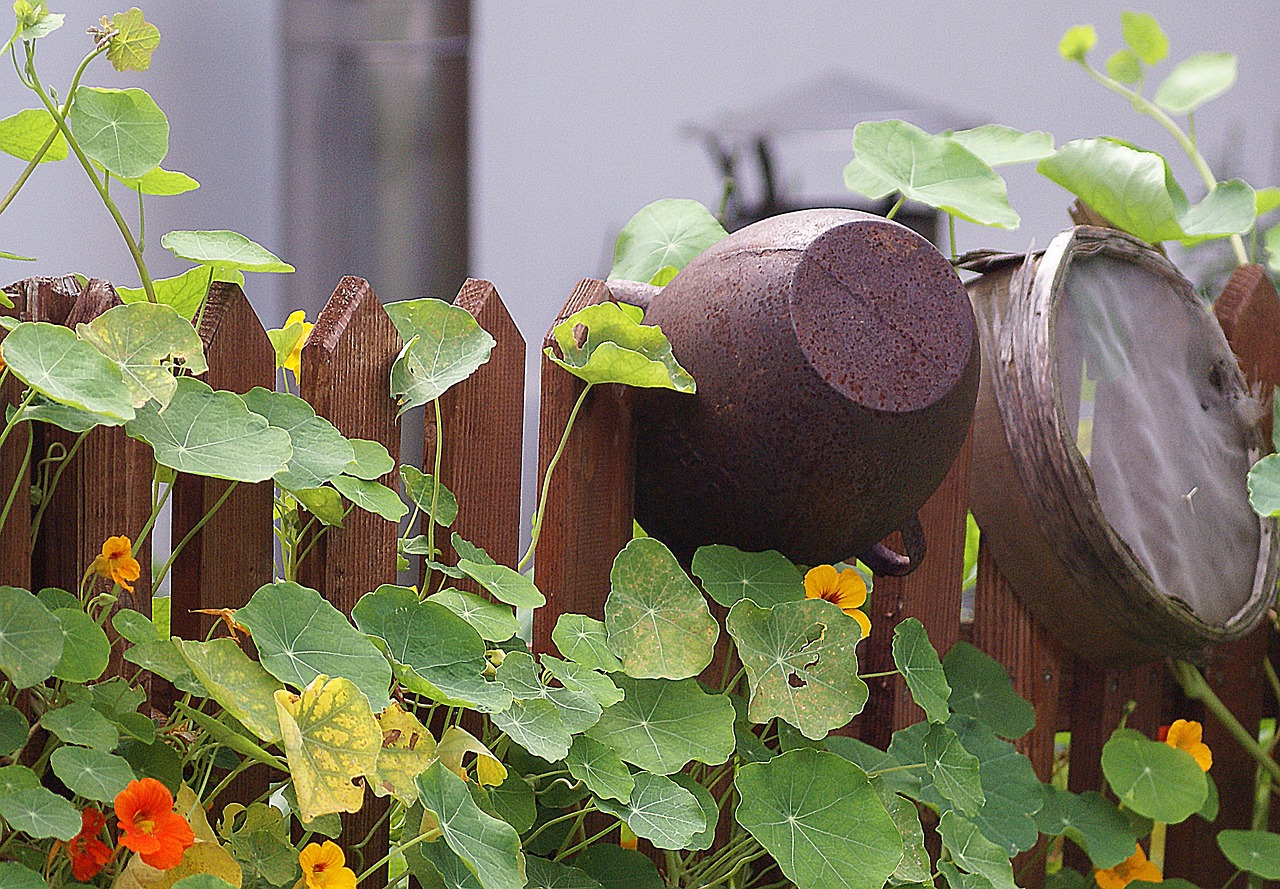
[1165,718,1212,771]
[804,564,872,638]
[298,841,357,889]
[113,778,194,870]
[92,535,141,593]
[66,807,112,881]
[1095,843,1162,889]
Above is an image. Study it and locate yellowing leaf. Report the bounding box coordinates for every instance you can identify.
[115,840,242,889]
[436,725,506,787]
[368,703,437,803]
[105,8,161,72]
[274,675,381,823]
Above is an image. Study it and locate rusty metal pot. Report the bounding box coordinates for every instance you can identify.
[631,208,979,569]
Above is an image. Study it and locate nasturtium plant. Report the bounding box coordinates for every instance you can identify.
[161,230,295,274]
[1,321,136,421]
[1102,728,1208,822]
[546,300,695,393]
[609,198,727,286]
[0,108,67,162]
[67,86,168,179]
[690,543,805,609]
[76,301,207,409]
[386,297,496,414]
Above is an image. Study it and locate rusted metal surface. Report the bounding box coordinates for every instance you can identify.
[633,209,978,567]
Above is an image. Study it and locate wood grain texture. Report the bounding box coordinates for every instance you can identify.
[531,279,634,656]
[852,428,972,747]
[423,278,525,590]
[170,282,275,638]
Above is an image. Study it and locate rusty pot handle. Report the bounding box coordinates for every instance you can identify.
[858,515,927,577]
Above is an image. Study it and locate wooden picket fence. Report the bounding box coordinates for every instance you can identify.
[1,269,1278,889]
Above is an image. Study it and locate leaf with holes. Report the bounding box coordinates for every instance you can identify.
[609,198,727,285]
[368,703,437,804]
[587,676,734,775]
[385,298,494,415]
[727,597,868,739]
[77,302,207,409]
[691,544,805,609]
[893,618,951,723]
[595,772,705,849]
[546,301,696,392]
[67,87,167,178]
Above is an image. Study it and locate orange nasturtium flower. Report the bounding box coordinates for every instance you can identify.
[113,778,194,870]
[1094,843,1162,889]
[1165,718,1212,771]
[298,841,358,889]
[66,807,112,881]
[283,310,314,376]
[804,564,872,639]
[92,535,141,593]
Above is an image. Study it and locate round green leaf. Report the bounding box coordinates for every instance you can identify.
[566,734,634,803]
[345,438,395,480]
[0,586,62,688]
[525,856,606,889]
[892,617,952,723]
[118,266,223,321]
[51,606,109,682]
[161,230,294,273]
[1121,11,1168,64]
[1036,786,1138,869]
[428,589,518,642]
[126,376,292,481]
[938,811,1018,889]
[669,772,718,851]
[401,466,459,526]
[0,763,39,794]
[0,863,46,889]
[545,301,696,392]
[1180,179,1257,240]
[0,786,80,840]
[947,125,1055,167]
[727,597,868,738]
[1,322,135,420]
[594,772,705,849]
[331,474,408,522]
[292,486,346,527]
[1059,24,1097,61]
[50,745,135,801]
[237,581,392,712]
[40,700,118,750]
[178,637,285,744]
[0,107,68,163]
[416,760,525,889]
[735,748,903,889]
[608,198,727,285]
[551,614,621,672]
[36,587,78,611]
[458,560,545,608]
[605,537,717,680]
[1217,830,1280,879]
[118,737,182,795]
[586,675,735,775]
[385,298,495,414]
[849,120,1020,228]
[112,608,158,644]
[77,302,207,409]
[541,655,623,707]
[242,387,354,490]
[67,86,168,178]
[104,7,160,72]
[0,704,29,756]
[923,723,984,816]
[944,641,1035,739]
[1155,52,1237,114]
[114,165,199,196]
[690,544,805,609]
[1102,728,1207,822]
[124,638,203,696]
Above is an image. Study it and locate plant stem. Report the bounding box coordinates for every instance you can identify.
[1170,659,1280,787]
[354,824,440,885]
[151,481,239,591]
[424,397,444,587]
[131,478,174,558]
[29,431,87,551]
[0,429,30,537]
[0,388,33,453]
[948,213,958,261]
[518,382,592,572]
[885,194,906,221]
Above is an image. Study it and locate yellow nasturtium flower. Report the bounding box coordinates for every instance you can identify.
[91,535,141,593]
[283,310,314,376]
[803,565,872,639]
[297,841,357,889]
[1165,718,1212,771]
[1094,843,1162,889]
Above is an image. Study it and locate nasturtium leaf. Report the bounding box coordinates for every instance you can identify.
[50,746,135,801]
[237,580,392,712]
[275,674,381,824]
[1059,25,1097,61]
[493,697,574,761]
[67,86,168,179]
[1102,728,1207,822]
[0,763,38,794]
[691,544,804,608]
[400,466,459,526]
[368,702,437,804]
[587,675,735,775]
[0,704,29,756]
[117,266,223,321]
[169,877,239,889]
[944,641,1035,739]
[177,638,284,744]
[1180,179,1256,240]
[458,560,545,608]
[542,655,623,707]
[893,618,952,723]
[77,302,207,409]
[113,166,199,196]
[842,156,897,200]
[331,474,408,522]
[493,651,602,750]
[1256,188,1280,216]
[292,486,346,527]
[545,301,696,392]
[872,780,931,885]
[428,589,518,642]
[242,387,354,491]
[923,723,984,816]
[1267,222,1280,277]
[566,735,633,803]
[848,120,1020,228]
[161,230,294,273]
[385,298,494,414]
[345,438,395,480]
[594,772,705,849]
[551,614,621,672]
[482,771,536,834]
[1217,830,1280,879]
[1036,786,1136,869]
[51,607,109,683]
[217,801,300,887]
[1037,138,1188,244]
[667,772,717,852]
[938,811,1018,889]
[436,725,506,787]
[1,322,134,420]
[1107,49,1143,85]
[452,533,494,566]
[0,863,45,889]
[416,761,526,889]
[1200,771,1220,820]
[0,585,63,687]
[1120,11,1168,64]
[124,639,203,696]
[35,587,77,612]
[947,125,1054,167]
[605,537,717,680]
[735,748,903,889]
[0,786,80,840]
[112,608,158,644]
[1155,52,1237,114]
[571,846,662,889]
[0,107,67,162]
[524,856,605,889]
[351,584,510,712]
[608,198,727,285]
[727,597,867,738]
[41,700,118,750]
[127,377,291,482]
[105,7,160,72]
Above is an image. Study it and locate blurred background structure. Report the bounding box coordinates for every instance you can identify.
[1,0,1278,520]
